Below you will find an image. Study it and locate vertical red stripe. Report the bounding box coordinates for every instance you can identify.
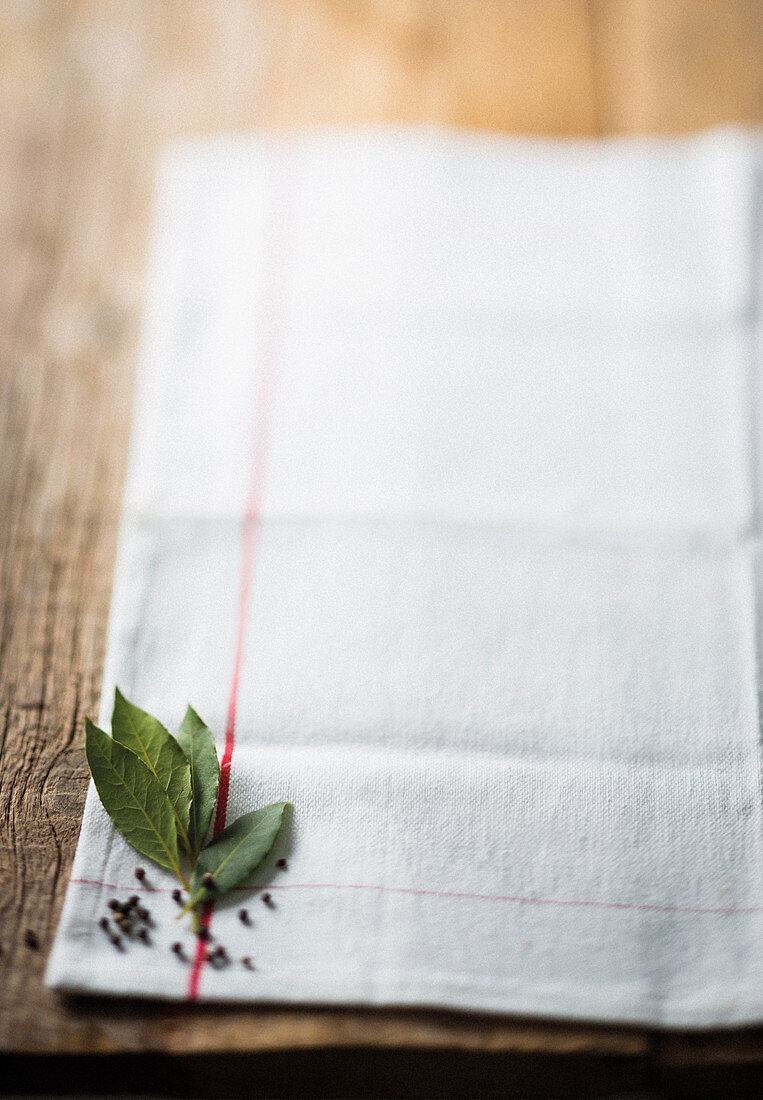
[188,145,290,1000]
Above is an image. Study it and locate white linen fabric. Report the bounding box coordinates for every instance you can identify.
[47,127,763,1026]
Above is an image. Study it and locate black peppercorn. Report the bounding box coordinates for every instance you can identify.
[98,917,110,931]
[208,944,227,966]
[108,899,121,911]
[172,889,182,905]
[201,872,215,889]
[109,934,122,949]
[262,892,273,906]
[276,858,287,869]
[134,867,145,881]
[238,908,250,925]
[242,956,254,969]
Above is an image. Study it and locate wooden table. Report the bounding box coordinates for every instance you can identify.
[1,2,762,1094]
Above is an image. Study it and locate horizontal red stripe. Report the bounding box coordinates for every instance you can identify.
[69,878,763,916]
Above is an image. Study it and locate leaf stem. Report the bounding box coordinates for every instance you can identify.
[174,867,191,892]
[176,887,206,917]
[174,817,193,865]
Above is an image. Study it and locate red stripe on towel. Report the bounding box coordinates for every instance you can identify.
[188,146,290,1001]
[70,877,763,916]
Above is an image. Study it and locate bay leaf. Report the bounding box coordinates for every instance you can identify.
[85,717,185,879]
[190,802,289,904]
[111,688,192,857]
[175,705,220,856]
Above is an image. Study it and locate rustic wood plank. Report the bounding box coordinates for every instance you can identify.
[0,0,760,1069]
[262,0,598,134]
[590,0,763,133]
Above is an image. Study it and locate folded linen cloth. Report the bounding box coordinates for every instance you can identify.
[47,127,763,1026]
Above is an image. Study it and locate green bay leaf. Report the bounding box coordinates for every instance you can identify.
[111,688,192,857]
[190,802,289,904]
[85,717,185,880]
[175,705,220,856]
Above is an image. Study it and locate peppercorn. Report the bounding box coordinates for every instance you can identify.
[262,892,273,906]
[171,889,182,905]
[24,930,39,949]
[201,872,215,890]
[276,858,287,869]
[136,907,150,922]
[196,926,211,941]
[109,934,122,949]
[242,956,254,969]
[98,917,110,932]
[134,867,146,881]
[137,927,150,944]
[208,945,227,966]
[108,899,121,911]
[238,908,250,925]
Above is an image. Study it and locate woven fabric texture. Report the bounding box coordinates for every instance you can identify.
[47,128,763,1026]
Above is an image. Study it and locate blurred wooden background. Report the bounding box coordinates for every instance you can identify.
[1,0,762,1092]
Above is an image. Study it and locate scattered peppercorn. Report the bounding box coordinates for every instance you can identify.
[262,892,273,907]
[201,872,215,889]
[136,906,150,922]
[276,858,287,869]
[242,956,254,969]
[171,942,185,957]
[137,927,150,944]
[109,934,122,949]
[127,895,140,909]
[24,930,39,950]
[196,926,211,941]
[238,908,250,925]
[98,917,110,931]
[172,889,182,905]
[108,899,121,911]
[134,867,145,881]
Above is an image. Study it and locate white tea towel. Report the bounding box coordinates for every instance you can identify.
[47,127,763,1026]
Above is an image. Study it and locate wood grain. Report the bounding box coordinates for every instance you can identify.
[591,0,763,133]
[1,0,761,1075]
